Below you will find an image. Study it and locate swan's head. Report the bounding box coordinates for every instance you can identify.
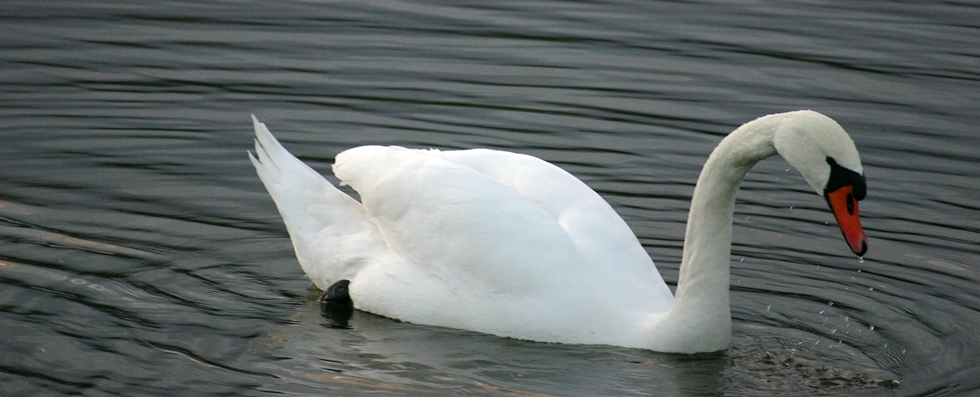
[772,110,868,256]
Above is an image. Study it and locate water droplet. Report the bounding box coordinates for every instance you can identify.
[857,269,862,273]
[828,301,834,306]
[870,325,875,331]
[869,287,874,291]
[858,256,864,264]
[766,304,771,312]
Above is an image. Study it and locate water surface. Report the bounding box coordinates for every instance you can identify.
[2,1,979,396]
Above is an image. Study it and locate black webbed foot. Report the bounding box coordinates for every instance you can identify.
[319,279,353,329]
[318,279,352,305]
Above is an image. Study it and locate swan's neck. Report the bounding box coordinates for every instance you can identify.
[649,116,780,352]
[677,120,779,304]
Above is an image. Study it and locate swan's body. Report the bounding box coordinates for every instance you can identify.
[249,110,867,353]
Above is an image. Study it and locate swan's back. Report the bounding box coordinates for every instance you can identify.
[335,146,667,291]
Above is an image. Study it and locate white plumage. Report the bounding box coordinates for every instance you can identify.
[249,110,866,353]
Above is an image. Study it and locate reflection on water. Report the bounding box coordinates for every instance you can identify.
[2,0,979,395]
[252,292,899,396]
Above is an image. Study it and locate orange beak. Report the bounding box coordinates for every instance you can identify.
[825,185,868,256]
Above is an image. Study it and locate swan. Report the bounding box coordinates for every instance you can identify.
[248,110,867,353]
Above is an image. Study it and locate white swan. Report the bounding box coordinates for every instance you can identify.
[249,110,867,353]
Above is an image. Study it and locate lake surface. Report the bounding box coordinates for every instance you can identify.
[2,1,978,395]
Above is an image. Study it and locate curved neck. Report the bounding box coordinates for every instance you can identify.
[648,117,780,352]
[675,121,778,304]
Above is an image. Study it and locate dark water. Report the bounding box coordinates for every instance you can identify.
[2,1,978,395]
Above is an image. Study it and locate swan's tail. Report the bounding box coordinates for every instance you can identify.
[249,115,386,290]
